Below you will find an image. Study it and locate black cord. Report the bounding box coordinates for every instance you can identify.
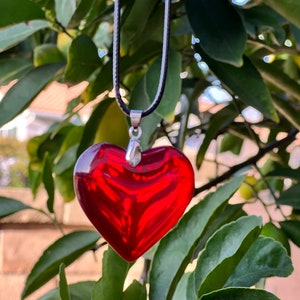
[113,0,172,117]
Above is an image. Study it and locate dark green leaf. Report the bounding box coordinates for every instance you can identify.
[0,21,50,52]
[0,196,32,218]
[225,236,293,287]
[280,220,300,247]
[122,280,147,300]
[0,58,33,85]
[194,215,262,298]
[220,133,244,155]
[0,0,45,27]
[54,144,78,175]
[263,0,300,28]
[65,35,102,84]
[0,63,64,127]
[92,247,131,300]
[69,0,95,28]
[38,281,96,300]
[201,287,280,300]
[195,45,278,122]
[185,0,246,66]
[22,231,100,298]
[276,184,300,209]
[149,176,245,300]
[58,264,70,300]
[267,167,300,181]
[54,0,77,27]
[42,152,55,213]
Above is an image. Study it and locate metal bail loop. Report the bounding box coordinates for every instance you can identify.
[126,110,143,167]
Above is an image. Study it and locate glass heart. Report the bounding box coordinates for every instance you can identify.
[74,143,194,261]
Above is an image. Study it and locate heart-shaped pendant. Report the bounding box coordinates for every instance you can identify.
[74,143,194,261]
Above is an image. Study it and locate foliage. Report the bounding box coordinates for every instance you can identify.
[1,0,300,299]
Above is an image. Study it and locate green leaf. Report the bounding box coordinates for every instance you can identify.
[0,196,32,218]
[194,215,262,298]
[263,0,300,28]
[149,176,245,300]
[0,20,51,52]
[195,45,278,122]
[276,184,300,209]
[0,0,45,27]
[280,220,300,247]
[65,34,102,84]
[185,0,246,66]
[55,168,75,202]
[172,273,190,300]
[42,152,55,213]
[201,287,280,300]
[22,230,100,299]
[0,58,33,85]
[38,281,96,300]
[122,280,147,300]
[225,236,293,287]
[54,0,77,27]
[58,264,70,300]
[92,247,131,300]
[0,63,64,127]
[220,133,244,155]
[68,0,95,28]
[267,167,300,180]
[54,144,78,175]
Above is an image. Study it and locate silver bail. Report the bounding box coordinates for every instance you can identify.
[126,110,143,167]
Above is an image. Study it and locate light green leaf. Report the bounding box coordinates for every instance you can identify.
[201,287,280,300]
[225,236,293,287]
[0,0,45,27]
[122,280,147,300]
[185,0,246,66]
[92,247,131,300]
[280,220,300,247]
[263,0,300,28]
[42,152,55,213]
[276,184,300,209]
[0,20,51,52]
[0,196,32,218]
[58,264,70,300]
[55,0,77,27]
[149,176,245,300]
[194,215,262,298]
[38,281,96,300]
[65,35,102,84]
[172,273,190,300]
[0,63,64,127]
[195,45,278,122]
[55,168,75,202]
[22,231,100,299]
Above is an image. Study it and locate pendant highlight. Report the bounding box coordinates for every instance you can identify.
[74,143,194,261]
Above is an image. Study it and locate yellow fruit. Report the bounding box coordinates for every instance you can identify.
[33,44,65,67]
[261,222,291,255]
[238,176,257,200]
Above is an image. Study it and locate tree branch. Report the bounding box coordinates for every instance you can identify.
[194,129,298,195]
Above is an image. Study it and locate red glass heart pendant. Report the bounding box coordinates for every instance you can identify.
[74,143,194,261]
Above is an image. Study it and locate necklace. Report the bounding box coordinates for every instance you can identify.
[74,0,195,261]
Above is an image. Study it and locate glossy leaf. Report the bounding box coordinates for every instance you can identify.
[0,63,64,127]
[0,196,32,218]
[92,247,131,300]
[0,58,33,84]
[276,184,300,209]
[263,0,300,28]
[54,0,77,27]
[149,176,245,300]
[195,45,278,122]
[65,35,102,84]
[42,152,55,213]
[225,236,293,287]
[0,20,51,52]
[0,0,45,27]
[58,264,70,300]
[122,280,147,300]
[39,281,96,300]
[201,287,280,300]
[185,0,246,66]
[280,220,300,247]
[22,231,100,298]
[194,215,262,298]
